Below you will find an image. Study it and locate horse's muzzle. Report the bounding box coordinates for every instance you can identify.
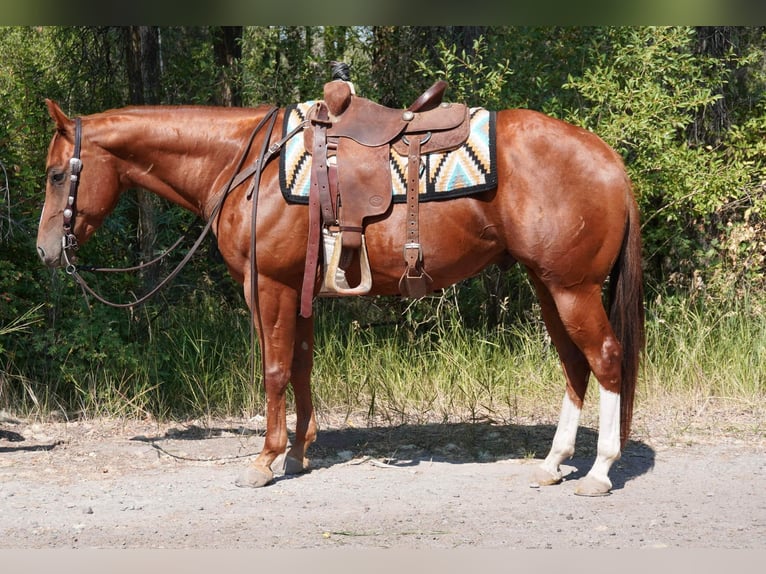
[37,244,64,268]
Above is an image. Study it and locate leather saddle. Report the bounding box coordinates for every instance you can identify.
[299,79,471,317]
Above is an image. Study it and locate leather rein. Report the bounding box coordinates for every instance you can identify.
[61,107,294,309]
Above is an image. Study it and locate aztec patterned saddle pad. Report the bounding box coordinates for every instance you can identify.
[279,102,497,204]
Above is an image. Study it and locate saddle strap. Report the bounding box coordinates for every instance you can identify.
[301,102,331,318]
[399,136,433,298]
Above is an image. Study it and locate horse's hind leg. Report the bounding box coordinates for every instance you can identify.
[528,275,591,487]
[531,276,623,496]
[284,314,317,475]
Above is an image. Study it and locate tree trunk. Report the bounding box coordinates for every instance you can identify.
[213,26,243,107]
[124,26,163,288]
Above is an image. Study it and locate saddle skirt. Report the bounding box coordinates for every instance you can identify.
[279,102,497,205]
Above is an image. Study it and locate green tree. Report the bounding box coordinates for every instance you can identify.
[1,26,765,417]
[561,27,763,294]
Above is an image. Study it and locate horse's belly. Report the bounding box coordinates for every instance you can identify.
[362,198,506,295]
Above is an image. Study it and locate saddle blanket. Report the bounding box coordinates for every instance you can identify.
[279,102,497,204]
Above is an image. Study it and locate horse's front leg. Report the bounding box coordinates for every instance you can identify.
[284,313,317,475]
[235,278,299,488]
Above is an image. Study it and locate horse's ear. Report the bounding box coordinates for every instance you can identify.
[45,99,72,134]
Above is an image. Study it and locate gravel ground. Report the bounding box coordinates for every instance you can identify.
[1,403,765,550]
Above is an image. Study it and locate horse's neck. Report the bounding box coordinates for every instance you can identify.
[92,106,261,215]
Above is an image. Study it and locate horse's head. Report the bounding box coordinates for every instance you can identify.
[37,100,122,268]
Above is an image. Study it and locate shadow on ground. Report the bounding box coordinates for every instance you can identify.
[1,418,654,490]
[0,428,63,453]
[128,420,655,491]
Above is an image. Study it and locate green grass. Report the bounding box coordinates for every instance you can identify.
[2,288,764,431]
[310,309,562,426]
[642,291,765,403]
[312,290,764,430]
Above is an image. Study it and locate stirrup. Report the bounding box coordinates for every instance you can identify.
[322,231,373,295]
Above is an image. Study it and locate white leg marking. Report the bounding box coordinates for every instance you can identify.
[584,388,621,489]
[538,392,581,480]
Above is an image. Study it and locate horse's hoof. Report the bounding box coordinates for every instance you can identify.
[532,465,563,487]
[574,474,612,496]
[234,464,274,488]
[284,455,310,476]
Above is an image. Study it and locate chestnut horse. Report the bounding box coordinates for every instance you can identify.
[37,98,644,496]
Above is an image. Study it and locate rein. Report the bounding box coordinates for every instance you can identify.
[63,107,282,309]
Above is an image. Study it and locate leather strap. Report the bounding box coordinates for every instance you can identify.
[62,117,83,254]
[301,102,331,318]
[399,135,432,298]
[404,136,422,267]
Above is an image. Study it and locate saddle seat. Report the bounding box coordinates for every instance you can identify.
[305,80,469,153]
[299,79,471,316]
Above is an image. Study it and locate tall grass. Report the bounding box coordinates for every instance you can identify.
[0,304,44,413]
[2,292,260,421]
[311,304,562,426]
[139,292,261,420]
[3,287,764,430]
[642,291,765,406]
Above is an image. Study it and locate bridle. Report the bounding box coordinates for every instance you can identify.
[61,117,82,264]
[59,107,288,309]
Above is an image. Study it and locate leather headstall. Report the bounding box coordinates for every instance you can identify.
[62,116,83,268]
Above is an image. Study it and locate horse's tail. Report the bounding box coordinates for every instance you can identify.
[608,185,645,448]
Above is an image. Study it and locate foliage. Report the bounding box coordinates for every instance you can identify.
[560,27,765,295]
[414,34,512,109]
[241,26,370,106]
[0,26,764,420]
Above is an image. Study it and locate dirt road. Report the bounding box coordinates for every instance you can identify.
[1,407,764,549]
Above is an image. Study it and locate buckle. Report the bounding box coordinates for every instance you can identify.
[403,242,422,261]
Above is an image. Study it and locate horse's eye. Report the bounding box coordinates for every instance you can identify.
[49,171,66,186]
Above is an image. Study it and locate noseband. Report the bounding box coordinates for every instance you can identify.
[61,117,82,271]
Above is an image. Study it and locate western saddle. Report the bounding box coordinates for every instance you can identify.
[299,77,471,318]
